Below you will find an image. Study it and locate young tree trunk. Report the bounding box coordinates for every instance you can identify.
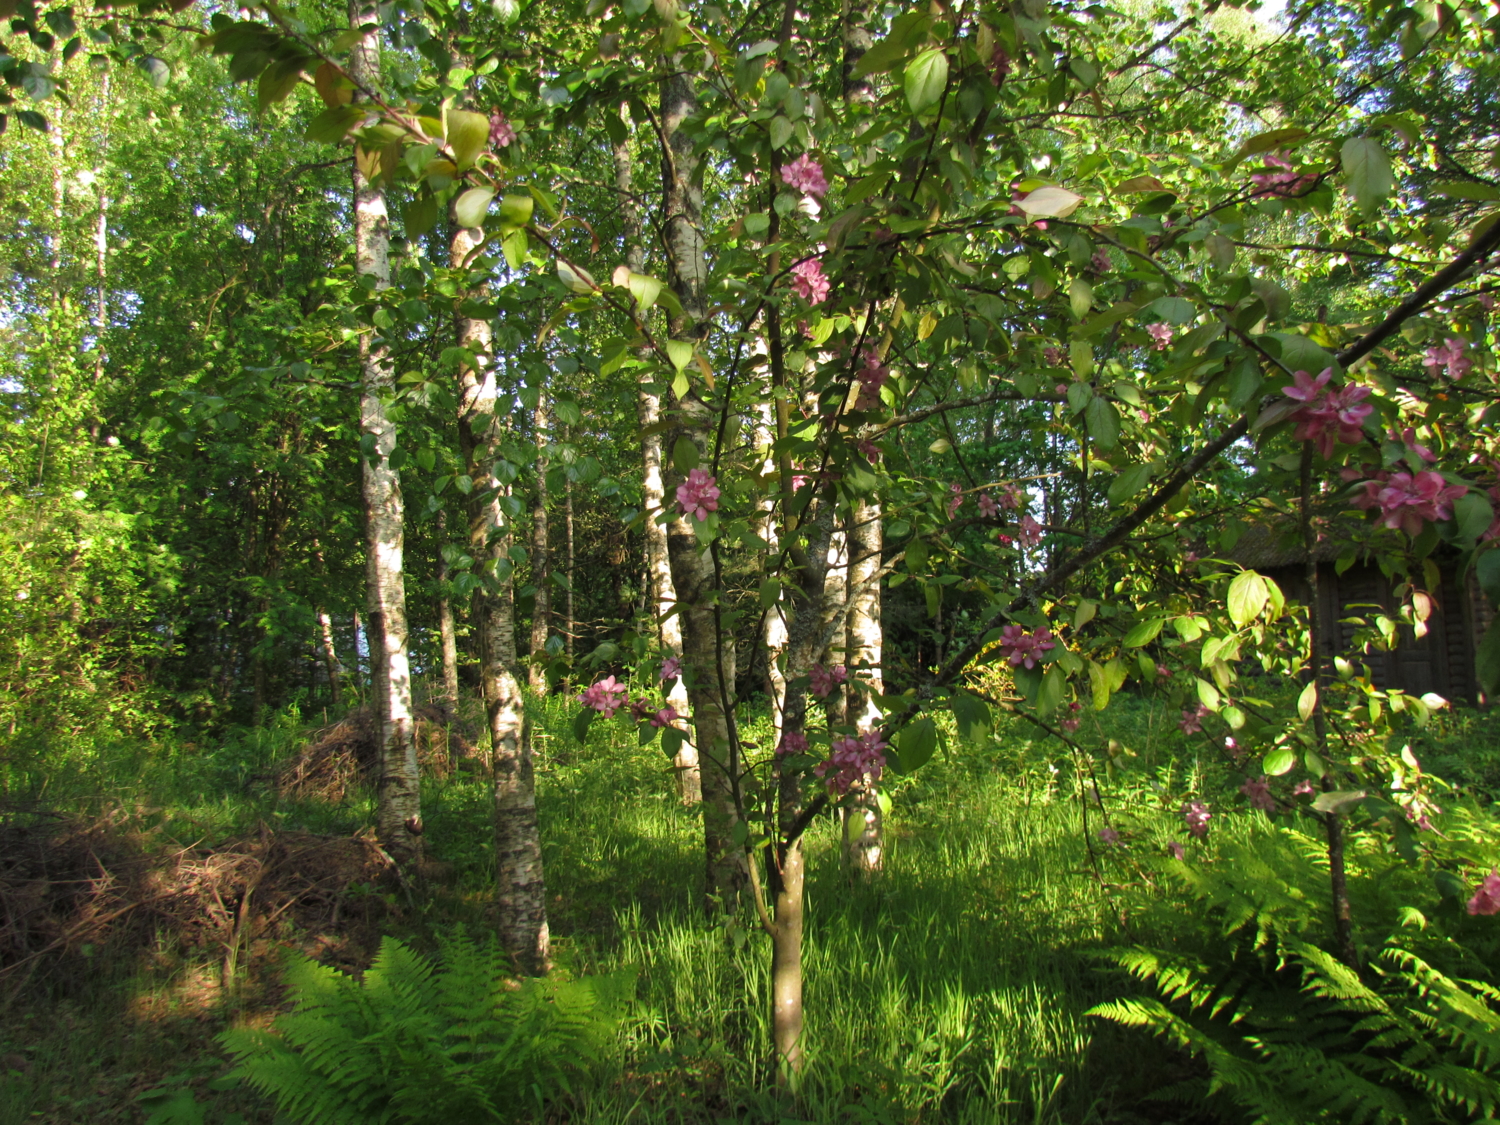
[91,69,110,387]
[452,220,549,973]
[317,607,344,708]
[659,65,740,901]
[843,499,884,874]
[349,0,421,871]
[436,509,461,704]
[615,103,697,800]
[563,428,575,672]
[528,396,550,692]
[754,400,788,748]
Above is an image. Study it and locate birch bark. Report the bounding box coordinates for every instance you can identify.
[528,397,550,691]
[349,0,421,870]
[452,220,549,973]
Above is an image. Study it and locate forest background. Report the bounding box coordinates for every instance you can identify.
[3,0,1500,1121]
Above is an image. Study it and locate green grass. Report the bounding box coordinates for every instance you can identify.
[5,687,1448,1123]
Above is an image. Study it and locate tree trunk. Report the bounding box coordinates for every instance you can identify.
[563,428,575,673]
[349,0,421,871]
[317,607,343,709]
[769,495,838,1078]
[616,102,697,799]
[755,400,788,749]
[659,63,738,900]
[452,219,549,973]
[92,69,110,387]
[843,499,884,874]
[528,396,550,692]
[436,509,461,704]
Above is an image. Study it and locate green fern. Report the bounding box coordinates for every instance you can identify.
[220,933,630,1124]
[1090,832,1500,1124]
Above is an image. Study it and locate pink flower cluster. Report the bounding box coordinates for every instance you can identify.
[1179,704,1208,735]
[1060,701,1082,732]
[996,625,1056,669]
[1352,470,1467,536]
[1146,323,1174,351]
[1249,152,1317,198]
[998,484,1023,510]
[1240,777,1276,812]
[675,468,720,522]
[947,482,964,518]
[1468,869,1500,916]
[810,663,847,698]
[1091,248,1112,274]
[977,493,999,518]
[1098,826,1121,846]
[855,350,888,410]
[1389,427,1436,462]
[1182,800,1211,838]
[780,153,828,198]
[1018,513,1043,548]
[579,675,629,718]
[489,111,517,148]
[649,706,678,729]
[661,656,681,680]
[791,259,830,304]
[816,729,888,795]
[1282,368,1373,458]
[777,730,809,757]
[1424,337,1472,381]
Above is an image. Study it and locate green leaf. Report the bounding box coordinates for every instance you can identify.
[1312,789,1367,815]
[1263,746,1297,776]
[497,193,534,230]
[447,108,489,168]
[1195,677,1220,710]
[1453,489,1488,544]
[769,115,794,149]
[951,692,990,745]
[1477,619,1500,696]
[572,708,596,743]
[453,187,494,230]
[1037,666,1066,716]
[305,104,361,144]
[1297,680,1318,722]
[1431,181,1500,202]
[1107,463,1153,506]
[661,726,684,760]
[1227,570,1268,627]
[1083,398,1120,450]
[1478,549,1500,606]
[904,49,948,114]
[1088,659,1110,710]
[626,272,662,311]
[666,340,694,372]
[1122,617,1164,648]
[1227,125,1308,169]
[1018,186,1082,219]
[1068,277,1093,319]
[759,577,781,609]
[1341,136,1394,217]
[897,716,937,771]
[671,436,699,473]
[1147,296,1195,325]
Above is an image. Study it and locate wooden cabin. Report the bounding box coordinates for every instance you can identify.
[1230,524,1493,705]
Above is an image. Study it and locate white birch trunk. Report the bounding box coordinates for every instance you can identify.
[349,0,421,869]
[843,499,884,873]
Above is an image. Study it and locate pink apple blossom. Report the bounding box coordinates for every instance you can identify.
[855,349,889,410]
[778,730,809,757]
[1281,368,1373,458]
[790,258,830,304]
[1146,323,1174,351]
[578,675,629,718]
[996,624,1056,670]
[1179,704,1208,735]
[977,493,999,518]
[1241,777,1276,812]
[998,484,1023,510]
[660,656,681,681]
[1019,513,1043,548]
[1389,427,1436,462]
[780,153,829,198]
[816,729,888,795]
[1293,779,1316,796]
[675,468,721,522]
[1467,869,1500,916]
[1098,826,1121,845]
[996,533,1014,547]
[488,111,517,148]
[1167,841,1186,861]
[947,482,964,518]
[1353,469,1468,536]
[810,662,847,698]
[1424,337,1473,381]
[1060,701,1082,733]
[1182,800,1211,838]
[857,438,882,462]
[650,706,678,728]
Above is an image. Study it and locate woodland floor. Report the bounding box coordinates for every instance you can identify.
[3,694,1499,1124]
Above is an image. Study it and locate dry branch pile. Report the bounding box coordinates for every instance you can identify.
[0,807,394,1000]
[272,702,479,802]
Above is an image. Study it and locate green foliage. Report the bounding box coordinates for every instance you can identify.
[220,933,630,1124]
[1092,830,1500,1124]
